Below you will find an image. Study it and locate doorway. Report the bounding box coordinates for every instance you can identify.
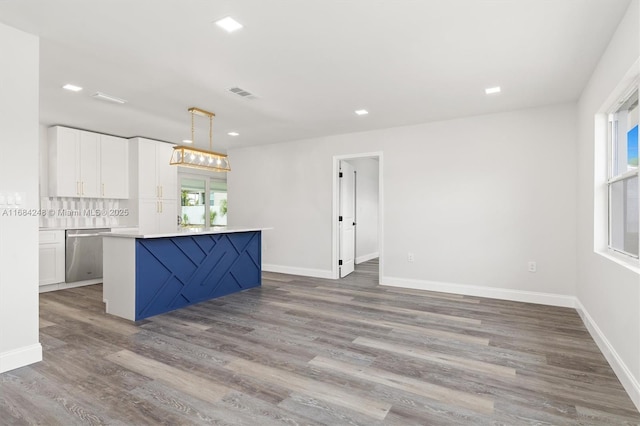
[332,152,383,280]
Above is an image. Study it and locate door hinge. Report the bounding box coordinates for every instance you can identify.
[339,216,343,222]
[339,260,343,266]
[339,172,343,178]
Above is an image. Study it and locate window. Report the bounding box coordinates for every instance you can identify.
[608,88,639,258]
[179,175,227,227]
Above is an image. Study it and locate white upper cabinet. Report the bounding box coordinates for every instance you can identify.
[136,138,159,199]
[129,137,178,233]
[49,126,80,197]
[48,126,129,199]
[156,142,177,200]
[100,134,129,199]
[130,137,177,201]
[79,131,100,198]
[49,126,99,197]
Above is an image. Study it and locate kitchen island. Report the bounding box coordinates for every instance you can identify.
[102,227,263,321]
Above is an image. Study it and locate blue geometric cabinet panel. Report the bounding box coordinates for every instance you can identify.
[135,231,261,320]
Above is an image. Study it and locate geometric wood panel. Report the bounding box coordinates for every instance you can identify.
[135,231,261,320]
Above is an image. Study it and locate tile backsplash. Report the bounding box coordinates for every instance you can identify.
[40,197,130,228]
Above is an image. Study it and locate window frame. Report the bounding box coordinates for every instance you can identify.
[606,84,639,260]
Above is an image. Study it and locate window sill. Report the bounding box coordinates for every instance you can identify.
[597,249,640,275]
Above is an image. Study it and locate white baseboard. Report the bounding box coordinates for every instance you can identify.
[356,252,379,265]
[575,299,640,412]
[379,276,576,308]
[0,343,42,373]
[39,279,102,293]
[263,264,333,279]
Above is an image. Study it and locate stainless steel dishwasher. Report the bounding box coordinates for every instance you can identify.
[65,228,110,283]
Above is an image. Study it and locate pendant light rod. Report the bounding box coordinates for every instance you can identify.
[188,107,215,151]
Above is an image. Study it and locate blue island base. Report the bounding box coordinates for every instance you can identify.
[135,231,261,320]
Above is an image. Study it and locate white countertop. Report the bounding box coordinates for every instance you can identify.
[101,226,268,239]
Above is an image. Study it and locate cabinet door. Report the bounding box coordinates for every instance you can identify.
[79,131,100,197]
[158,199,178,232]
[39,231,65,286]
[50,127,81,197]
[100,135,129,198]
[156,143,177,200]
[138,199,160,234]
[138,140,158,199]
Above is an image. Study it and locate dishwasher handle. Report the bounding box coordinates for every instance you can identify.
[67,233,103,238]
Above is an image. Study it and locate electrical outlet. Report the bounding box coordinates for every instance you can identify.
[407,252,415,262]
[528,261,537,273]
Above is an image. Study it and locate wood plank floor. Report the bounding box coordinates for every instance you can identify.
[1,259,639,425]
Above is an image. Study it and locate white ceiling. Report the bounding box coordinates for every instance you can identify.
[0,0,631,151]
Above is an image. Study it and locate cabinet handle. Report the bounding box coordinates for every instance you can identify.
[102,183,105,197]
[82,181,85,195]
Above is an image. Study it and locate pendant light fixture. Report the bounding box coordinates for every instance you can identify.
[170,107,231,172]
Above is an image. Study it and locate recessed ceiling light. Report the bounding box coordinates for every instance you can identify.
[227,132,239,136]
[355,109,369,116]
[485,86,501,95]
[182,139,193,144]
[62,83,83,92]
[215,16,243,33]
[92,92,127,104]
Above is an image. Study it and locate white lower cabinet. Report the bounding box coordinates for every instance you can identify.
[137,199,178,234]
[39,230,65,286]
[158,199,178,231]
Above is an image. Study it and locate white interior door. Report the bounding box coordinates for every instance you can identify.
[339,161,356,277]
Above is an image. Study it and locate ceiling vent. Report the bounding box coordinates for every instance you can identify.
[227,86,258,100]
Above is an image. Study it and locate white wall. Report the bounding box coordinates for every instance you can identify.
[576,0,640,410]
[0,23,42,372]
[345,158,379,263]
[228,102,577,304]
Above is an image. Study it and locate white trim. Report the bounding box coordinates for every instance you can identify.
[0,343,42,373]
[38,278,103,293]
[598,249,640,274]
[607,169,638,185]
[356,252,379,265]
[263,264,333,279]
[332,152,384,280]
[575,299,640,412]
[379,276,576,308]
